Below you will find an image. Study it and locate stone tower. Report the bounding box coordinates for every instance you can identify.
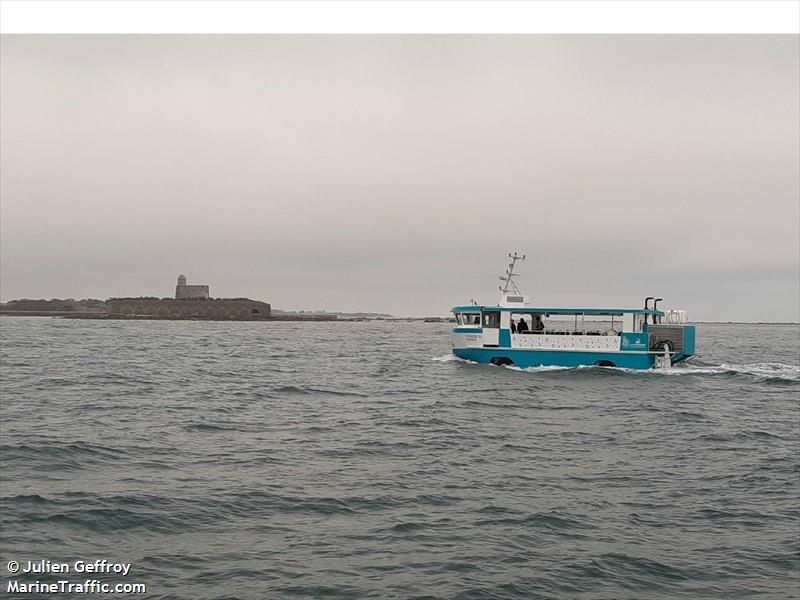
[175,274,210,300]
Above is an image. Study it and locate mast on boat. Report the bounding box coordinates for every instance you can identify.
[498,252,529,306]
[499,252,526,295]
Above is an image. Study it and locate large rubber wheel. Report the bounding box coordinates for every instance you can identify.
[490,357,514,366]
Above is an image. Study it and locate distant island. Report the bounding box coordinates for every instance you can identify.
[0,298,456,322]
[0,296,281,321]
[0,275,460,322]
[1,298,108,314]
[1,275,303,321]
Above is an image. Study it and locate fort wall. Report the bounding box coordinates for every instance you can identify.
[107,298,271,320]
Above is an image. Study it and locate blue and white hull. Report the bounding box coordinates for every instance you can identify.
[450,312,696,370]
[451,254,696,370]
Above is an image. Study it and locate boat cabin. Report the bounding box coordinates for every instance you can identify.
[451,304,694,368]
[450,253,695,369]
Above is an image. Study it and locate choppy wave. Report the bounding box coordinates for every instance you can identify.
[633,362,799,382]
[1,319,798,599]
[269,384,370,397]
[718,362,800,381]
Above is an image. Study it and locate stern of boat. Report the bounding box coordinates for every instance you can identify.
[646,323,696,365]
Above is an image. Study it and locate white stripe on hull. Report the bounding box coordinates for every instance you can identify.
[512,334,621,352]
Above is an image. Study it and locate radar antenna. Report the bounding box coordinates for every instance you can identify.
[498,252,526,295]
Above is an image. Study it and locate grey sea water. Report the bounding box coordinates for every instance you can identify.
[1,317,798,599]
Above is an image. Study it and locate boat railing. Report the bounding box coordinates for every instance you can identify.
[518,329,620,336]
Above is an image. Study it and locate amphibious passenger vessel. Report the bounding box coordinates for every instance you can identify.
[451,253,695,369]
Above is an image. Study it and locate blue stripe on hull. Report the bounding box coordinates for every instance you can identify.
[452,347,655,369]
[499,328,511,347]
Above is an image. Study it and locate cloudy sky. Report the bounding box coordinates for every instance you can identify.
[1,35,797,319]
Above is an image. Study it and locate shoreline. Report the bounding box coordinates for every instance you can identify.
[0,311,336,322]
[2,313,796,325]
[0,312,451,323]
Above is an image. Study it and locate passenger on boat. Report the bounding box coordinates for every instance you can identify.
[517,317,529,333]
[510,320,517,333]
[533,314,544,330]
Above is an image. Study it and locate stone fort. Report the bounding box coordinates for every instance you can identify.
[107,275,271,320]
[175,274,209,300]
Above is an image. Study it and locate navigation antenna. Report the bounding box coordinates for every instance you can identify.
[499,252,526,295]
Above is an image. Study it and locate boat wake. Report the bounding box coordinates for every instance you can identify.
[507,364,574,373]
[598,361,798,381]
[676,362,798,380]
[432,354,472,363]
[559,362,797,381]
[434,354,799,382]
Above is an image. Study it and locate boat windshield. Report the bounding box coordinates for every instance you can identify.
[455,312,481,326]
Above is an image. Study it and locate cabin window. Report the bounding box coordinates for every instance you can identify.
[527,312,623,336]
[511,313,544,333]
[482,312,500,328]
[459,313,479,326]
[454,313,463,325]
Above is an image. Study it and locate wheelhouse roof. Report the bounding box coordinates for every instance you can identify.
[451,305,665,316]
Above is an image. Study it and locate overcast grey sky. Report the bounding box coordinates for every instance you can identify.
[1,35,797,319]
